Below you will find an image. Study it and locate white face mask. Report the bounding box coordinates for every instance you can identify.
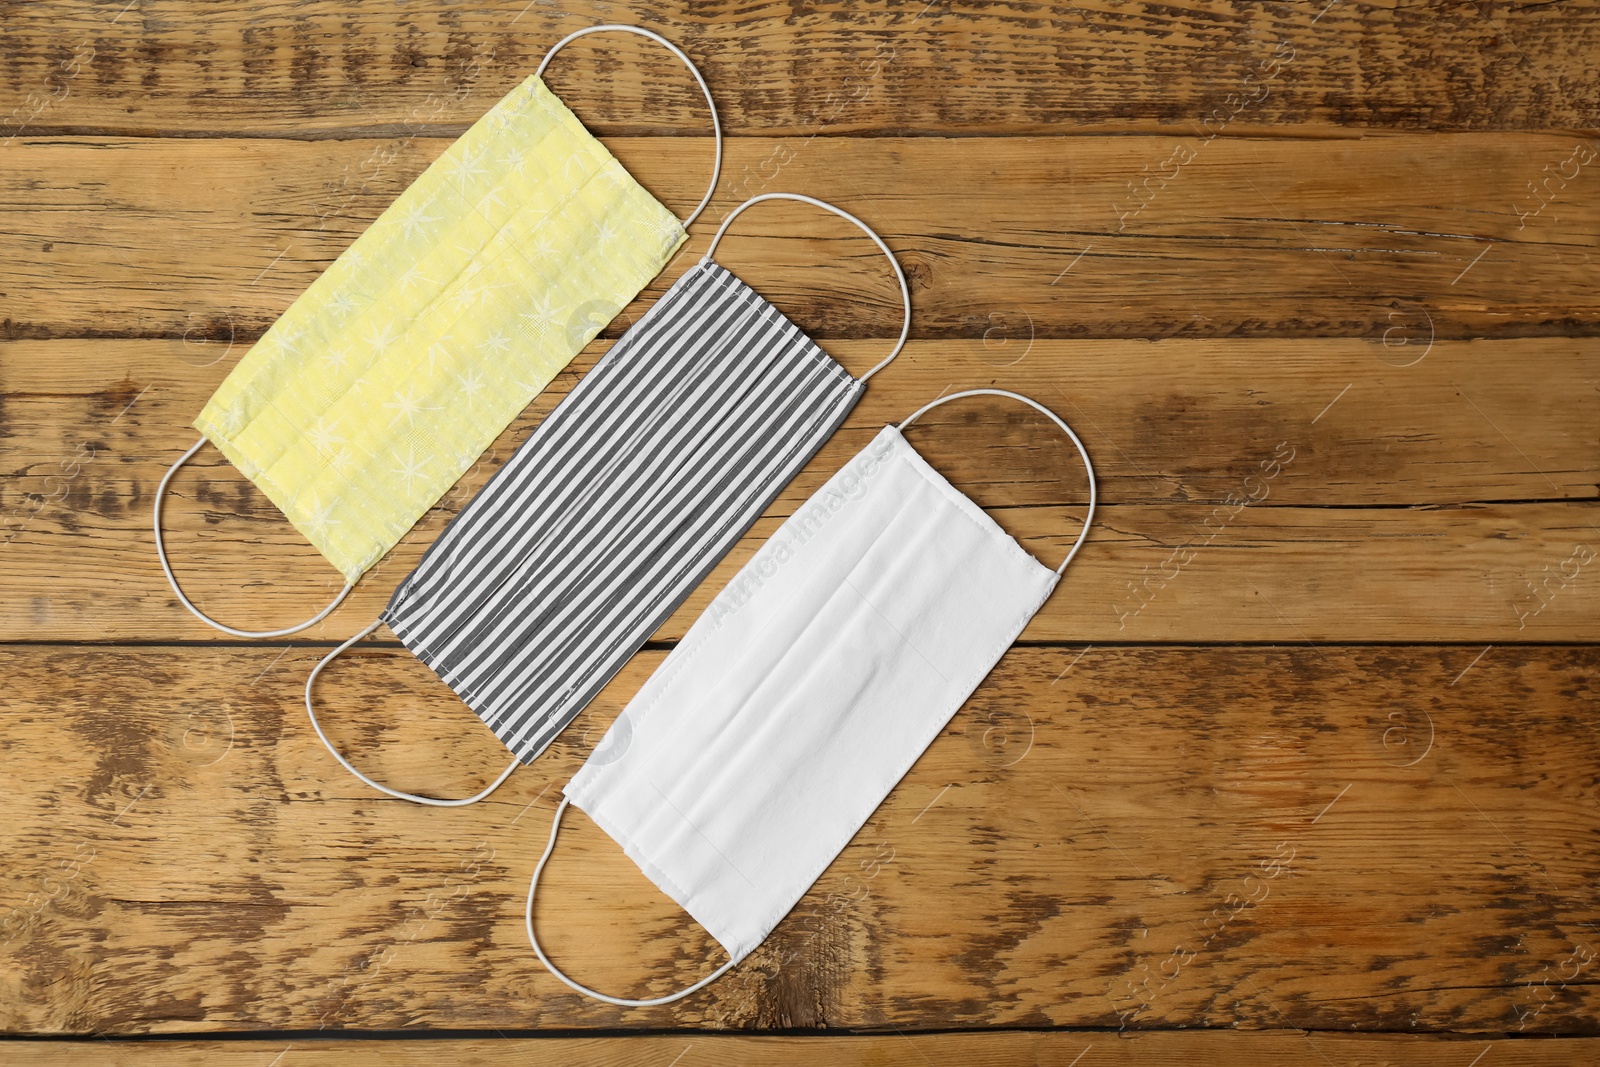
[524,389,1097,1005]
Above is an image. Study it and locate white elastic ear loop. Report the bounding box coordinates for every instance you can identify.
[899,388,1097,575]
[526,796,737,1006]
[305,619,521,806]
[154,436,355,638]
[700,192,912,383]
[536,24,723,227]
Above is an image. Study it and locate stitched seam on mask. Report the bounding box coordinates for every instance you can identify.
[707,262,859,389]
[581,793,695,905]
[891,429,1059,578]
[576,792,730,954]
[192,418,363,582]
[405,88,574,322]
[582,777,761,963]
[549,74,687,240]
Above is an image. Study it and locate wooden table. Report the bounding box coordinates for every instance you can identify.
[3,2,1597,1063]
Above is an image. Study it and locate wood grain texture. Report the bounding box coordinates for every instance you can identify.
[1,643,1595,1035]
[3,0,1597,1053]
[1,337,1594,643]
[3,134,1599,342]
[1,1032,1591,1066]
[2,1,1597,136]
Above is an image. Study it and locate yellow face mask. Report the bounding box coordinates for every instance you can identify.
[154,25,723,637]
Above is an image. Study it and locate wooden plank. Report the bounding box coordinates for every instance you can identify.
[1,644,1595,1034]
[2,337,1595,643]
[2,2,1596,136]
[6,336,1593,507]
[0,1032,1588,1066]
[2,134,1597,341]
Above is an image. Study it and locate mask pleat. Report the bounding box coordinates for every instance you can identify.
[382,262,863,763]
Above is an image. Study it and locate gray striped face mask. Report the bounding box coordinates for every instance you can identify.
[523,389,1097,1006]
[305,192,912,806]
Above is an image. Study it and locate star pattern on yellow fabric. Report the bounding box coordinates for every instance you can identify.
[392,201,441,243]
[384,383,439,429]
[307,415,345,456]
[389,445,432,494]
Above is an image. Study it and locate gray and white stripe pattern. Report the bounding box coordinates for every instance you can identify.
[381,259,864,763]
